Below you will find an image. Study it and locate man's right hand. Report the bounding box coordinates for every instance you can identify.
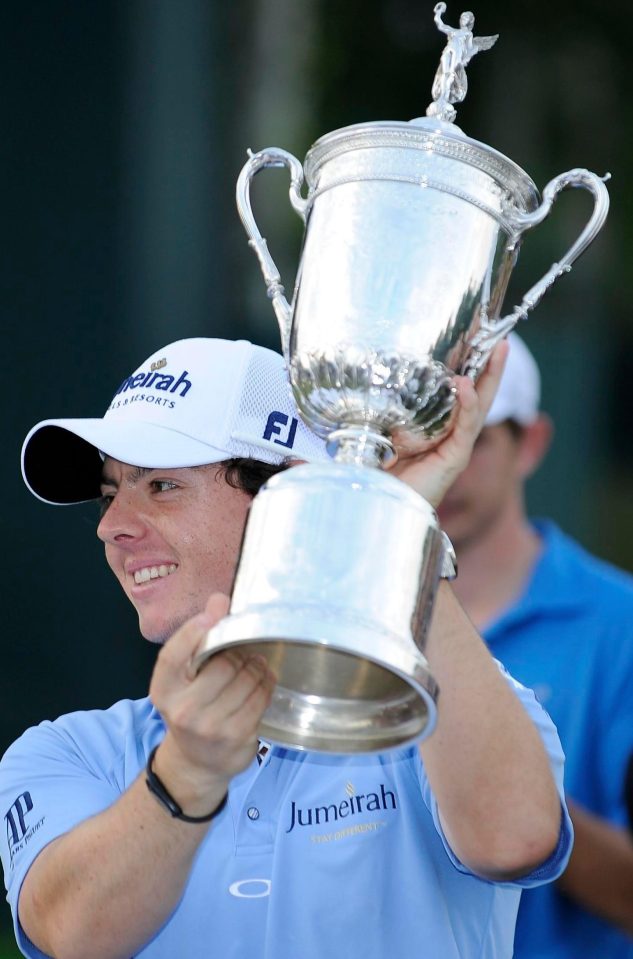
[148,593,277,818]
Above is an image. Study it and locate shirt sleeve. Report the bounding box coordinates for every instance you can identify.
[416,659,574,888]
[1,720,123,958]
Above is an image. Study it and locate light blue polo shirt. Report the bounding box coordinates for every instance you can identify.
[1,671,571,959]
[485,521,633,959]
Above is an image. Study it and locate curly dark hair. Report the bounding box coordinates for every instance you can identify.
[215,457,290,497]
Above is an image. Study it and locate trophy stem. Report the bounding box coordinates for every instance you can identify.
[326,427,395,468]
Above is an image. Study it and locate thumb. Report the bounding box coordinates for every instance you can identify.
[202,591,231,625]
[184,592,232,681]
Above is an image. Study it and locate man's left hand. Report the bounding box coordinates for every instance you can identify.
[388,340,508,508]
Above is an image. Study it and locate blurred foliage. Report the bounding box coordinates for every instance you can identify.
[0,932,20,959]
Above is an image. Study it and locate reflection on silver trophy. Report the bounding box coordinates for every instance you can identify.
[195,5,610,753]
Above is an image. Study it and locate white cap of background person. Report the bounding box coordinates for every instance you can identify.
[484,332,541,427]
[21,337,329,506]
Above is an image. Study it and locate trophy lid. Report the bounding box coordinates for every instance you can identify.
[304,4,539,213]
[304,121,539,213]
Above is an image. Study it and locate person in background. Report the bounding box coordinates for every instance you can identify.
[0,336,569,959]
[438,332,633,958]
[625,754,633,835]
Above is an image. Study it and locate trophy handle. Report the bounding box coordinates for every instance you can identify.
[236,147,308,359]
[464,168,610,377]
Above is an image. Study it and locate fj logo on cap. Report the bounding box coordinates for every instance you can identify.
[263,412,298,449]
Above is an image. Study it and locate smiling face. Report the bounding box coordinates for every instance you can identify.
[97,459,253,643]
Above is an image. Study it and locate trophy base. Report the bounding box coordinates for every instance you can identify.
[194,462,445,754]
[195,608,438,753]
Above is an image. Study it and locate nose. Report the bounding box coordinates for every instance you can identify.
[97,490,147,545]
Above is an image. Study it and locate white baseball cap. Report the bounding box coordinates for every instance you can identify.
[22,337,328,505]
[484,332,541,427]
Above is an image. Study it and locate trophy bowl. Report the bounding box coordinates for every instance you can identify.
[195,5,609,753]
[240,122,608,465]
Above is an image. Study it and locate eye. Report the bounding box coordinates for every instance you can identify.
[97,494,114,519]
[151,479,179,493]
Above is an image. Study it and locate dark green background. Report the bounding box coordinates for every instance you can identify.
[1,1,631,950]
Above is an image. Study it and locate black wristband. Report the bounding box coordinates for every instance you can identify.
[145,746,228,824]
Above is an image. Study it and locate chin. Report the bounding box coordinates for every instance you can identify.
[145,633,167,646]
[139,610,202,646]
[140,627,168,646]
[138,615,172,645]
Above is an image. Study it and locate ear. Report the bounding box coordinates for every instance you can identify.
[516,414,554,480]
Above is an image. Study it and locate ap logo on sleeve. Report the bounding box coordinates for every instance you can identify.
[4,792,44,867]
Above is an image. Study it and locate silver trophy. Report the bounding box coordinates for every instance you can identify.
[196,5,609,753]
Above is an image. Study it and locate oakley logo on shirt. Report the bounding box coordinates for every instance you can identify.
[229,879,272,899]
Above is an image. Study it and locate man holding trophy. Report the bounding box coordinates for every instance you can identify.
[2,333,570,959]
[1,6,612,956]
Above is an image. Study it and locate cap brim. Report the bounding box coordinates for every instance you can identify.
[21,419,232,505]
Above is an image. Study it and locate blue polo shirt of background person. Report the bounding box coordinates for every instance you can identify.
[485,520,633,959]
